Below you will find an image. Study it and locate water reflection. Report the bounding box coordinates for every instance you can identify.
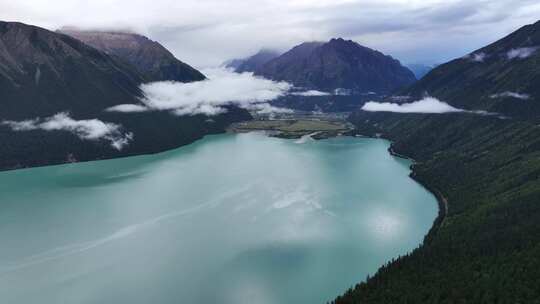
[0,133,437,304]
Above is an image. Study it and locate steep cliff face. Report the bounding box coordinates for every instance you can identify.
[255,39,416,93]
[59,28,206,82]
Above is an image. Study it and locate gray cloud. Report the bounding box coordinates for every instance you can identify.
[2,113,133,150]
[2,0,539,67]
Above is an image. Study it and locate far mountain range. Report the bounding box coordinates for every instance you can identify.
[227,39,416,94]
[2,19,539,172]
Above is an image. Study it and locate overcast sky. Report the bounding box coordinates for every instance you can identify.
[2,0,539,68]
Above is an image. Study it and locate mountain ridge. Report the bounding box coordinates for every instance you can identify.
[0,21,250,171]
[0,21,145,119]
[254,38,416,93]
[58,28,206,83]
[395,20,540,118]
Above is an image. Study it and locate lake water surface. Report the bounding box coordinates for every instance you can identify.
[0,133,437,304]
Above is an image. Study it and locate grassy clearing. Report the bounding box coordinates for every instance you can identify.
[229,119,354,139]
[231,119,349,132]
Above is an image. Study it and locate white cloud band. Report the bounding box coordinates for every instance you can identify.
[105,104,149,113]
[362,97,464,113]
[490,91,530,100]
[291,90,331,97]
[108,68,293,116]
[2,113,133,150]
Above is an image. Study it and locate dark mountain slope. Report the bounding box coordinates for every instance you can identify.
[255,39,416,93]
[333,20,540,303]
[336,112,540,303]
[59,28,206,82]
[0,21,250,171]
[227,49,280,73]
[0,21,145,119]
[401,20,540,118]
[0,107,250,170]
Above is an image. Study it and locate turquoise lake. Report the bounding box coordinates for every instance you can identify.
[0,133,438,304]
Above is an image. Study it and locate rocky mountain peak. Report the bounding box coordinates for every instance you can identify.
[254,38,415,93]
[59,28,206,82]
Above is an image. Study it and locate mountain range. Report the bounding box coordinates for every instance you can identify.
[258,39,416,93]
[0,21,249,170]
[227,39,415,112]
[233,39,416,94]
[58,28,206,82]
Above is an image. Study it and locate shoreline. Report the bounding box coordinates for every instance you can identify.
[2,123,448,238]
[234,124,448,281]
[1,119,447,256]
[0,123,448,304]
[409,170,449,241]
[0,118,351,173]
[377,138,448,252]
[388,142,448,233]
[0,129,227,173]
[356,130,447,239]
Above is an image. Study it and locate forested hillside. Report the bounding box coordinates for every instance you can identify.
[333,20,540,303]
[0,21,250,171]
[334,112,540,303]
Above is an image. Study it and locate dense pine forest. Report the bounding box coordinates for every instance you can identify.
[333,88,540,304]
[333,20,540,303]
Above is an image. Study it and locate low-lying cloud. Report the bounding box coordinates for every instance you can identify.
[464,47,538,63]
[105,104,149,113]
[490,91,530,100]
[2,113,133,150]
[465,52,487,62]
[362,97,465,113]
[131,68,292,116]
[507,47,538,59]
[291,90,331,97]
[245,103,293,114]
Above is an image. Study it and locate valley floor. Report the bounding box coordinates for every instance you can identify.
[228,116,355,139]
